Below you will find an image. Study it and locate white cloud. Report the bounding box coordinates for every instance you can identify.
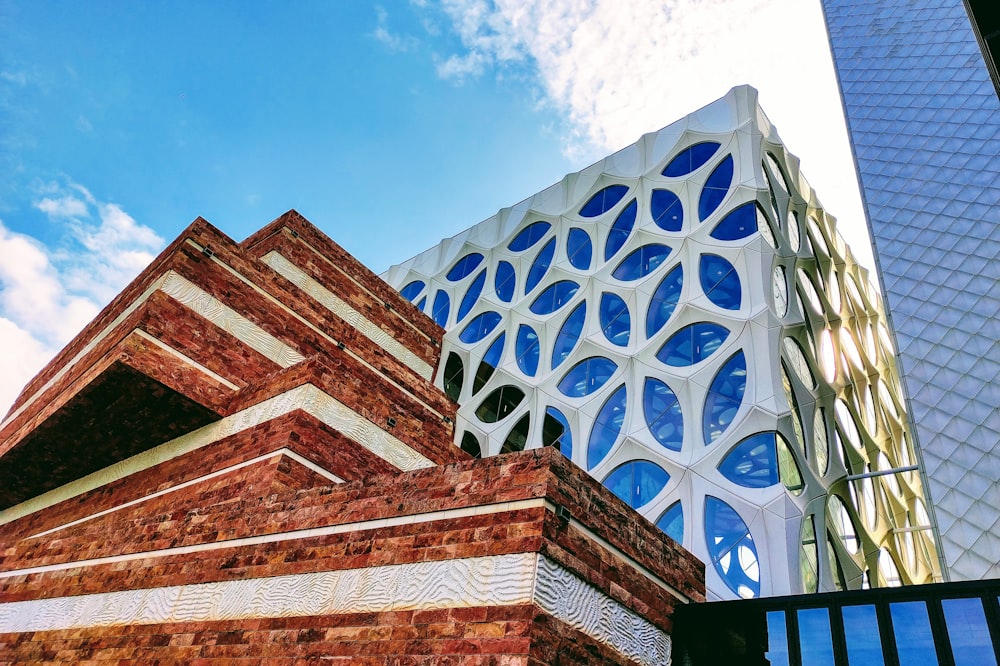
[0,182,165,418]
[374,6,421,52]
[428,0,875,272]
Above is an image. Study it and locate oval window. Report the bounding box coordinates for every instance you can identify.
[460,431,482,458]
[603,461,669,509]
[605,199,637,262]
[650,189,683,232]
[525,237,557,294]
[587,385,627,468]
[494,260,516,302]
[646,264,683,339]
[551,302,586,370]
[442,352,464,401]
[557,356,618,397]
[699,155,734,221]
[612,244,672,281]
[657,501,684,544]
[543,406,573,459]
[515,324,540,377]
[718,432,781,488]
[700,254,741,310]
[399,280,425,302]
[508,221,551,252]
[459,311,502,344]
[656,322,729,367]
[710,202,758,240]
[567,228,592,270]
[643,377,683,452]
[579,184,629,217]
[446,253,485,281]
[473,333,505,394]
[431,290,450,327]
[475,385,525,423]
[599,292,630,346]
[456,269,487,322]
[499,414,531,454]
[529,280,579,315]
[703,351,747,444]
[705,496,760,598]
[662,141,721,177]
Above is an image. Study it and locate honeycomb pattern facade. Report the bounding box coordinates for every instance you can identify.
[822,0,1000,582]
[385,87,942,600]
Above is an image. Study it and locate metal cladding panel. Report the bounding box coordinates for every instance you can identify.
[385,86,941,600]
[822,0,1000,581]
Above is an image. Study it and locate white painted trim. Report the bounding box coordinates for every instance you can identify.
[0,384,433,527]
[261,251,433,380]
[28,448,343,540]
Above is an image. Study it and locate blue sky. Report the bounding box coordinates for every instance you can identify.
[0,0,871,414]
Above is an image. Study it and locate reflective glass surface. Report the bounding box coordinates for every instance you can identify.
[603,460,669,509]
[475,385,525,423]
[432,290,450,327]
[842,604,885,666]
[650,189,684,231]
[399,280,425,301]
[605,199,637,260]
[612,244,672,281]
[710,202,758,240]
[656,322,729,367]
[718,432,779,488]
[456,269,486,322]
[557,356,618,397]
[699,155,734,221]
[525,237,557,294]
[657,501,684,544]
[443,352,464,401]
[473,333,505,393]
[551,302,586,369]
[459,311,502,344]
[646,264,683,338]
[703,352,747,444]
[643,377,683,451]
[797,608,836,666]
[579,184,629,217]
[508,221,551,251]
[460,431,482,458]
[529,280,579,315]
[587,384,627,468]
[599,292,630,346]
[500,413,530,453]
[942,598,997,666]
[765,611,791,666]
[542,406,573,459]
[567,227,592,270]
[662,141,721,177]
[515,324,540,377]
[494,260,516,302]
[446,253,485,281]
[700,253,741,310]
[705,496,760,598]
[890,601,939,666]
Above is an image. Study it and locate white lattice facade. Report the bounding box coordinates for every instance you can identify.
[384,87,941,600]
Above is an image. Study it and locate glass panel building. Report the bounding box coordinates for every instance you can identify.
[820,0,1000,581]
[384,86,942,600]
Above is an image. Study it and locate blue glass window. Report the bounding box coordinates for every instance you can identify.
[567,228,592,270]
[603,461,669,509]
[650,189,684,231]
[494,260,516,302]
[587,385,627,468]
[416,295,426,311]
[942,598,997,666]
[459,311,502,344]
[719,432,779,488]
[605,198,637,260]
[474,385,525,423]
[473,333,505,394]
[551,302,586,369]
[890,602,939,666]
[705,496,760,598]
[766,612,791,666]
[456,269,487,322]
[599,292,630,346]
[656,322,729,366]
[431,290,450,327]
[643,378,683,451]
[525,237,557,294]
[558,356,618,398]
[399,280,425,302]
[662,141,721,177]
[446,253,485,281]
[711,202,758,240]
[657,502,684,544]
[704,351,747,443]
[700,254,741,310]
[646,264,683,339]
[612,244,672,281]
[508,221,551,252]
[842,605,885,666]
[543,406,572,459]
[529,280,579,315]
[699,155,734,221]
[515,324,540,377]
[797,608,836,666]
[579,184,629,217]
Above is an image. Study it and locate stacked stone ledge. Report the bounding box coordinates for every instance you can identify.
[0,210,704,664]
